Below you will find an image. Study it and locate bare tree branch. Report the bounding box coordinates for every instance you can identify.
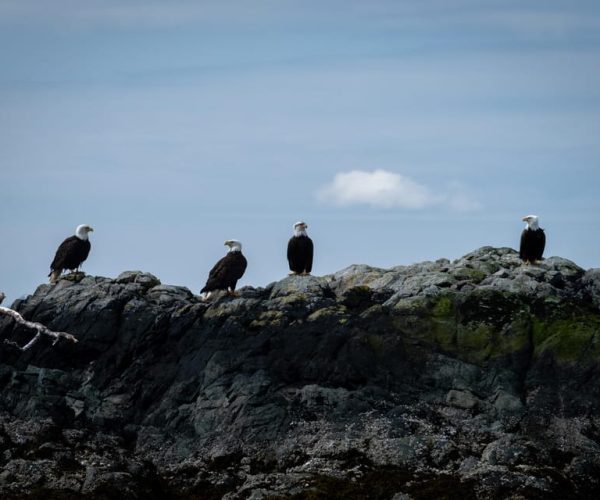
[0,294,78,351]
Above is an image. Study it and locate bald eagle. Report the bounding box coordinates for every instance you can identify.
[287,221,313,275]
[520,215,545,264]
[201,240,247,298]
[49,224,94,283]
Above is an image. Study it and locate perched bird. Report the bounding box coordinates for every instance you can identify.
[49,224,94,283]
[287,221,313,275]
[200,240,247,299]
[520,215,545,264]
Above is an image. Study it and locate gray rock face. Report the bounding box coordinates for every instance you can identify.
[0,248,599,499]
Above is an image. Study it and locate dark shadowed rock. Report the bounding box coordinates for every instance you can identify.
[1,248,599,499]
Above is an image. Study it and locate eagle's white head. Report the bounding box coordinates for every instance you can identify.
[522,215,540,230]
[225,239,242,252]
[293,221,308,237]
[76,224,94,240]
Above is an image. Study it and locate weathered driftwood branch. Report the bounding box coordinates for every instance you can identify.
[0,293,78,351]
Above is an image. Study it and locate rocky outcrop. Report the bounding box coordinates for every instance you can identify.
[1,247,599,499]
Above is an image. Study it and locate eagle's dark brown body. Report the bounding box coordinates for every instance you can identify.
[49,236,91,280]
[201,251,247,294]
[520,228,545,263]
[287,235,314,274]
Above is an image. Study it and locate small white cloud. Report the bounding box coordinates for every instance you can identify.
[317,169,441,209]
[317,169,481,212]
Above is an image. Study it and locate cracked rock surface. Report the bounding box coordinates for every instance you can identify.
[1,247,599,499]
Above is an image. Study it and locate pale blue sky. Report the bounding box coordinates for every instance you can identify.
[1,1,599,305]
